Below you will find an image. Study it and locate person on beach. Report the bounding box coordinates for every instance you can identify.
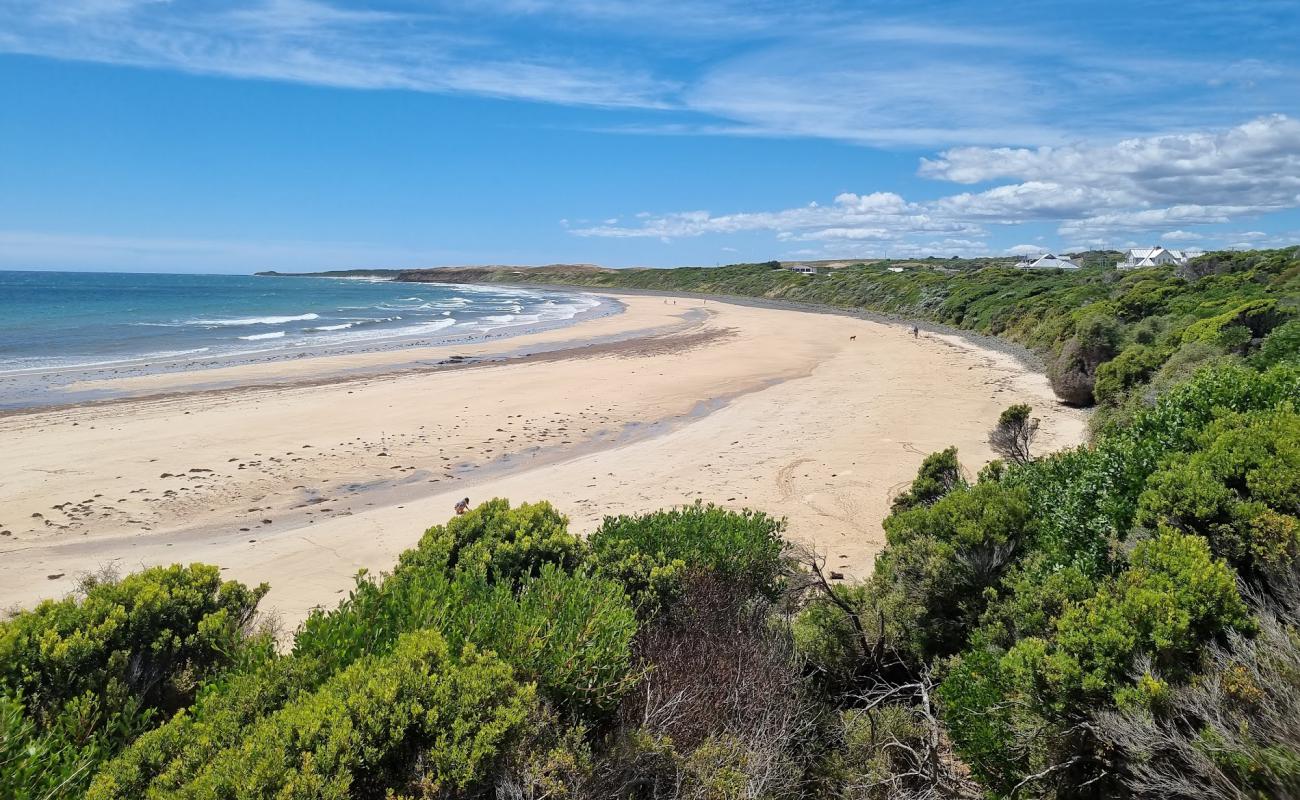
[455,497,470,515]
[912,325,919,338]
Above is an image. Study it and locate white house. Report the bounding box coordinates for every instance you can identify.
[787,264,818,275]
[1015,253,1081,270]
[1116,247,1204,269]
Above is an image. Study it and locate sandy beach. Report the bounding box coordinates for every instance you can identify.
[0,293,1086,628]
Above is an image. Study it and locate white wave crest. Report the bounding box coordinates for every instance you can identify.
[194,313,318,327]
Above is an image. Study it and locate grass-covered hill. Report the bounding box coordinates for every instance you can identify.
[4,248,1299,799]
[402,248,1300,428]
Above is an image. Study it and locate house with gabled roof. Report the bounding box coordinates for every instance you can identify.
[1116,246,1204,269]
[1015,253,1081,270]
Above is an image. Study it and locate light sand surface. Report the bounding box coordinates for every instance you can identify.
[0,294,1086,628]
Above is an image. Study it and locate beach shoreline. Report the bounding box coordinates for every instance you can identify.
[0,280,623,411]
[0,292,1087,630]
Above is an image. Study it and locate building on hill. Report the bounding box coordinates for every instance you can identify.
[1015,253,1081,270]
[786,264,818,275]
[1116,246,1204,269]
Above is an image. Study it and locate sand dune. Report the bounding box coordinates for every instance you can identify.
[0,294,1085,629]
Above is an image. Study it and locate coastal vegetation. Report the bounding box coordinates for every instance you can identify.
[3,248,1300,798]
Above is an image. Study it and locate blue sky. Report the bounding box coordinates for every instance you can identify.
[1,0,1298,272]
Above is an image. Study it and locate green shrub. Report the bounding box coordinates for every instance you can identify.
[87,651,327,799]
[294,564,637,717]
[1,689,121,800]
[792,582,879,694]
[936,645,1023,793]
[1129,314,1168,345]
[288,499,635,716]
[976,553,1098,645]
[1093,344,1172,406]
[877,481,1032,660]
[588,502,787,613]
[396,498,583,585]
[94,505,637,798]
[944,531,1252,794]
[1181,299,1285,353]
[1005,529,1251,709]
[0,564,266,725]
[0,565,267,800]
[1011,363,1300,579]
[139,630,532,799]
[1136,406,1300,577]
[1255,318,1300,368]
[1115,280,1178,321]
[889,446,966,512]
[1095,597,1300,799]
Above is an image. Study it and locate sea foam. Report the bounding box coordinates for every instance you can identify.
[195,313,319,327]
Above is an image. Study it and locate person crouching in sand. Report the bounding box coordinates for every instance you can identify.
[455,497,470,515]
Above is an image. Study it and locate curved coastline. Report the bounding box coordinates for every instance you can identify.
[0,292,1088,630]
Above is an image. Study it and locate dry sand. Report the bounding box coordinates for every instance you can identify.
[0,294,1086,628]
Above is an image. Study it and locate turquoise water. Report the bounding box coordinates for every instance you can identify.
[0,271,603,374]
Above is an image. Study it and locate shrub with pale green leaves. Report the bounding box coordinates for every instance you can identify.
[95,630,532,799]
[396,497,584,584]
[1137,406,1300,577]
[0,564,268,800]
[588,501,788,613]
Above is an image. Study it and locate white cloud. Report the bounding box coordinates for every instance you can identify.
[934,116,1300,237]
[935,182,1132,222]
[574,116,1300,250]
[1006,244,1044,255]
[1058,205,1247,237]
[919,115,1300,210]
[569,191,980,244]
[0,0,677,108]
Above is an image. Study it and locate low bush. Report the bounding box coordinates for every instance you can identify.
[0,564,268,800]
[588,501,788,613]
[1136,406,1300,579]
[889,446,966,512]
[145,631,531,799]
[1255,317,1300,369]
[0,563,266,724]
[395,497,583,585]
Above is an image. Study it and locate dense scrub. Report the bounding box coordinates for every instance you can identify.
[0,564,268,800]
[4,251,1300,797]
[825,363,1300,798]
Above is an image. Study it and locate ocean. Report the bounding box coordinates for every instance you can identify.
[0,271,607,377]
